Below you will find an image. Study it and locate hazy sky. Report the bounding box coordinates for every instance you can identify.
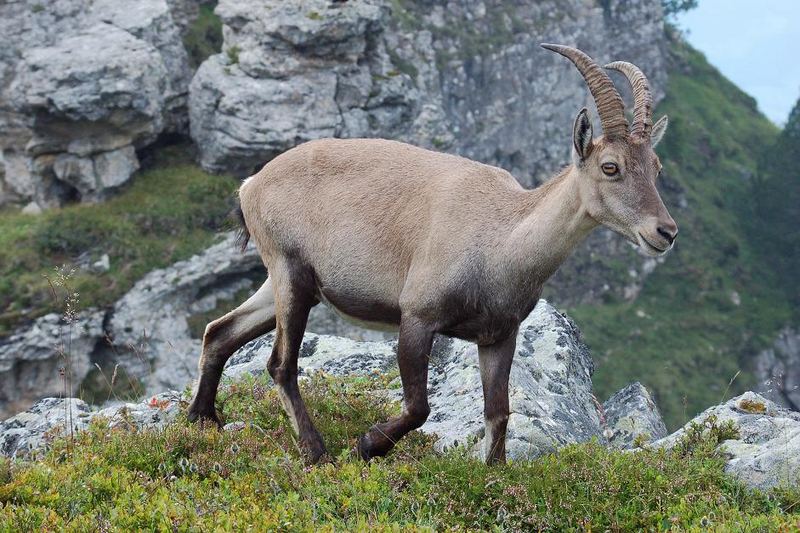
[675,0,800,126]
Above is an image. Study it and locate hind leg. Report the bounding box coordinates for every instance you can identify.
[267,259,328,463]
[188,278,276,425]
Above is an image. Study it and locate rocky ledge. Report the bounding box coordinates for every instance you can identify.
[5,299,797,490]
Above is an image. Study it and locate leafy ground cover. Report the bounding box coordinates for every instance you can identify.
[1,374,798,531]
[0,145,239,337]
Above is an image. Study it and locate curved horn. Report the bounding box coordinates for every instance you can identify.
[604,61,653,139]
[541,43,628,138]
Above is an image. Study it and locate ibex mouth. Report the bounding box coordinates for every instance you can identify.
[637,232,668,255]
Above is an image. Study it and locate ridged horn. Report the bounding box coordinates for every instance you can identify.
[604,61,653,139]
[541,43,628,138]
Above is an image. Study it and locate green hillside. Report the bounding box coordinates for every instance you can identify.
[571,34,797,429]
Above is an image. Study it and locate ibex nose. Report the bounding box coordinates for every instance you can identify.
[657,220,678,245]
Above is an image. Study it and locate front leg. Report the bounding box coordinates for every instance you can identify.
[478,328,518,464]
[358,316,433,460]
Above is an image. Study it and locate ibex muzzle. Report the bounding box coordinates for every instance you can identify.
[187,44,677,465]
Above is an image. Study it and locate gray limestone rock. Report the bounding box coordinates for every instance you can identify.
[0,398,93,459]
[602,381,668,449]
[755,327,800,411]
[0,310,104,420]
[0,392,184,459]
[653,392,800,490]
[0,0,191,207]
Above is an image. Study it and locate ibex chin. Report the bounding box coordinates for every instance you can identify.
[187,44,678,465]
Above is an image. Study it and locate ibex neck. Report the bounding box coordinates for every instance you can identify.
[506,166,598,283]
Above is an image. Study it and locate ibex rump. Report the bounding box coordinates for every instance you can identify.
[187,44,678,465]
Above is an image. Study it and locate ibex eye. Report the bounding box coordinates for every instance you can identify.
[601,162,619,176]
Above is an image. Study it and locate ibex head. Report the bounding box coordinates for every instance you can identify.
[543,44,678,257]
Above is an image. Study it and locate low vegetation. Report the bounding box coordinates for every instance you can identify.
[182,2,223,69]
[0,145,239,337]
[0,374,798,530]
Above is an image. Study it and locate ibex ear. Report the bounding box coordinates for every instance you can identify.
[650,115,668,147]
[572,107,593,164]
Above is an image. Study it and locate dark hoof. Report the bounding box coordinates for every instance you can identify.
[299,438,329,466]
[186,402,223,428]
[357,432,389,462]
[357,434,374,461]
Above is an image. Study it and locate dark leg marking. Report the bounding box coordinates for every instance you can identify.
[358,316,433,460]
[478,328,517,465]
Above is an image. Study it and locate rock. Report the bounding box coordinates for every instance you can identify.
[20,201,41,215]
[0,398,93,459]
[94,391,184,431]
[0,310,105,420]
[0,0,191,207]
[653,392,800,490]
[92,254,111,273]
[225,299,604,460]
[190,0,666,186]
[755,327,800,411]
[0,392,184,459]
[602,382,668,449]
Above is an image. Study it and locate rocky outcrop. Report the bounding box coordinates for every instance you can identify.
[2,298,631,462]
[602,381,668,448]
[755,327,800,411]
[653,392,800,491]
[190,0,667,183]
[0,310,104,419]
[0,0,191,208]
[5,303,797,491]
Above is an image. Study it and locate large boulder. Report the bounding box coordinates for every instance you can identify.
[0,0,191,208]
[653,392,800,490]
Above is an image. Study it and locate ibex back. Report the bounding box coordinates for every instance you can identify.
[187,44,678,465]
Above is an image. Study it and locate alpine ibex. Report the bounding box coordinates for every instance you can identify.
[187,44,678,465]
